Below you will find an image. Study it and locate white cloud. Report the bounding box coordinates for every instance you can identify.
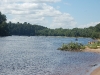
[50,13,77,29]
[0,0,77,29]
[1,0,61,3]
[79,22,100,28]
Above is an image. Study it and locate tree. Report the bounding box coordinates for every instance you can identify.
[0,12,9,36]
[0,12,6,24]
[95,23,100,32]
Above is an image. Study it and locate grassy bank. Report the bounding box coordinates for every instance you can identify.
[58,42,85,51]
[87,41,100,49]
[58,41,100,51]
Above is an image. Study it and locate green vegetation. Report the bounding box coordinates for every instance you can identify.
[8,22,47,36]
[58,42,85,51]
[87,41,100,49]
[58,41,100,51]
[0,11,100,38]
[0,12,9,36]
[7,22,100,38]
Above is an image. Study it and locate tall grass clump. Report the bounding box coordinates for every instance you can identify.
[87,44,97,49]
[97,41,100,46]
[58,42,85,51]
[87,41,100,49]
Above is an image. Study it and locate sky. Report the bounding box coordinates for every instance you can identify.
[0,0,100,29]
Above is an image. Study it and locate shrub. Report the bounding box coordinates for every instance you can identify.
[81,46,85,49]
[97,41,100,46]
[87,41,100,49]
[61,43,68,50]
[88,44,98,49]
[58,42,85,51]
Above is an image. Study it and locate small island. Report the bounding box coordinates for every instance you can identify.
[58,42,85,51]
[58,41,100,52]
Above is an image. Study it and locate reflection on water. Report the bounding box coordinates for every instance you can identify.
[0,36,100,75]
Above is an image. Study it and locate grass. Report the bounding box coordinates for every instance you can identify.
[58,42,85,51]
[87,41,100,49]
[58,41,100,51]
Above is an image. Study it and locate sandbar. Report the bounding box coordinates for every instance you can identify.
[90,67,100,75]
[84,47,100,75]
[84,47,100,53]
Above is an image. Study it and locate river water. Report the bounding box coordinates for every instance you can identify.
[0,36,100,75]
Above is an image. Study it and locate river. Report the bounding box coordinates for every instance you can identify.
[0,36,100,75]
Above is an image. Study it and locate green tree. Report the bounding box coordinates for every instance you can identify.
[0,12,6,24]
[0,12,9,36]
[95,23,100,32]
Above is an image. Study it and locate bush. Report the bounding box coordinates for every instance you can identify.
[87,44,97,49]
[97,41,100,46]
[87,41,100,49]
[60,43,68,50]
[81,46,86,49]
[58,42,85,51]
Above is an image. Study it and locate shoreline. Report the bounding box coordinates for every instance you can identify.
[90,66,100,75]
[84,48,100,75]
[85,65,100,75]
[84,48,100,53]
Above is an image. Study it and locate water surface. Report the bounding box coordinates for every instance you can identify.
[0,36,100,75]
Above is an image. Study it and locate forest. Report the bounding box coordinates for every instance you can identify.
[0,12,100,38]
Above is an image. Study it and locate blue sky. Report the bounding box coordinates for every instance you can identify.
[0,0,100,29]
[52,0,100,27]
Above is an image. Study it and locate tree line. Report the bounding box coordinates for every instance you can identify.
[0,12,100,38]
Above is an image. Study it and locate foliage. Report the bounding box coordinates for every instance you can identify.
[0,12,9,36]
[97,41,100,46]
[8,22,47,36]
[58,42,85,51]
[0,11,100,38]
[58,41,100,51]
[6,22,100,38]
[87,41,100,49]
[87,44,98,49]
[0,12,6,24]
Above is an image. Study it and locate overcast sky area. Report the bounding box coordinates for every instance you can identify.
[0,0,100,29]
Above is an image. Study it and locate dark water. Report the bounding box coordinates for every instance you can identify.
[0,36,100,75]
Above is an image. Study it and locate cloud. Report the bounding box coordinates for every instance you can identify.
[79,22,100,28]
[50,13,77,29]
[0,0,77,29]
[2,0,61,3]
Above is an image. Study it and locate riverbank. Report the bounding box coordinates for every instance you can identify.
[84,48,100,75]
[90,67,100,75]
[84,47,100,53]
